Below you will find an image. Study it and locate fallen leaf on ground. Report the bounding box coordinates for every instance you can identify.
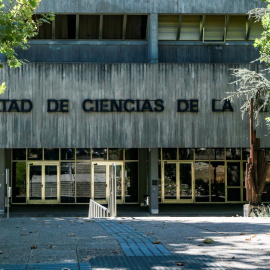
[31,245,37,249]
[69,233,76,237]
[0,251,2,254]
[21,234,27,236]
[177,262,186,266]
[232,256,235,259]
[153,241,161,244]
[245,238,251,241]
[251,235,256,238]
[240,233,246,235]
[203,238,214,244]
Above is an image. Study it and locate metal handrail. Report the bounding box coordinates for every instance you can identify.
[88,199,109,218]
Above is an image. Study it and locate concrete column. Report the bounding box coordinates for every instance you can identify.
[0,149,6,214]
[139,149,148,206]
[148,13,158,63]
[148,148,159,214]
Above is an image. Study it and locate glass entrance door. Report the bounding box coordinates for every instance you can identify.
[92,162,124,204]
[162,162,194,203]
[27,163,60,203]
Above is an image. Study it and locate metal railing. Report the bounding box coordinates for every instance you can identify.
[88,199,109,218]
[88,163,117,218]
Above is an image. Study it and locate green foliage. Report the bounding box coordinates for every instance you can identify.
[0,0,54,93]
[203,238,214,244]
[250,204,270,217]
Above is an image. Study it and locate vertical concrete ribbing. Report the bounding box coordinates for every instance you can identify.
[148,14,158,63]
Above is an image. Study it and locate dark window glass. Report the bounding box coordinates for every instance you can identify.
[44,148,59,160]
[125,149,138,160]
[79,15,99,39]
[28,149,42,160]
[12,162,26,203]
[180,163,192,199]
[60,162,75,203]
[227,163,241,186]
[242,148,250,160]
[158,148,161,160]
[61,149,75,160]
[92,148,107,160]
[55,15,76,39]
[109,149,123,160]
[243,187,247,202]
[162,148,177,160]
[210,162,225,202]
[179,148,194,160]
[125,162,138,203]
[76,149,91,160]
[126,15,147,40]
[32,14,52,39]
[262,149,270,161]
[262,168,270,202]
[158,162,161,202]
[210,148,225,160]
[76,162,91,203]
[164,163,176,200]
[226,148,241,160]
[227,188,241,201]
[195,162,209,202]
[13,149,26,160]
[103,15,123,39]
[195,148,209,160]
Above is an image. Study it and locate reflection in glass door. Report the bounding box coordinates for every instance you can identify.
[162,162,194,203]
[28,163,59,203]
[93,162,124,203]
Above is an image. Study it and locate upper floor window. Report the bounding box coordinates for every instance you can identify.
[32,14,148,41]
[158,15,263,42]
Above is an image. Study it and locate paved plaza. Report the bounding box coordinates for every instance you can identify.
[0,214,270,269]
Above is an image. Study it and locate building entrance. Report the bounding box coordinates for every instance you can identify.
[92,162,124,204]
[162,162,194,203]
[27,162,60,204]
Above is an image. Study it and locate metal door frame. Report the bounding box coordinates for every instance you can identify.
[161,161,195,203]
[92,161,124,204]
[26,162,60,204]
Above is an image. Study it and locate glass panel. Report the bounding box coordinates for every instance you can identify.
[180,164,192,200]
[60,162,75,203]
[180,15,201,41]
[79,15,99,39]
[195,162,210,202]
[92,148,107,160]
[158,15,179,40]
[125,149,138,160]
[210,162,225,202]
[179,149,194,160]
[45,165,57,200]
[262,168,270,202]
[243,161,247,186]
[61,148,75,160]
[76,149,91,160]
[226,16,247,41]
[210,149,225,160]
[227,188,241,201]
[28,149,42,160]
[226,148,241,160]
[195,148,209,160]
[164,163,176,200]
[204,15,225,41]
[76,162,91,203]
[125,163,138,203]
[32,15,52,39]
[249,19,263,41]
[110,165,122,200]
[94,165,106,200]
[162,148,177,160]
[12,162,26,203]
[158,162,161,202]
[55,15,76,39]
[242,148,250,161]
[29,165,42,200]
[13,149,26,160]
[103,15,123,39]
[109,149,123,160]
[44,148,59,160]
[262,149,270,161]
[126,15,147,40]
[227,163,241,186]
